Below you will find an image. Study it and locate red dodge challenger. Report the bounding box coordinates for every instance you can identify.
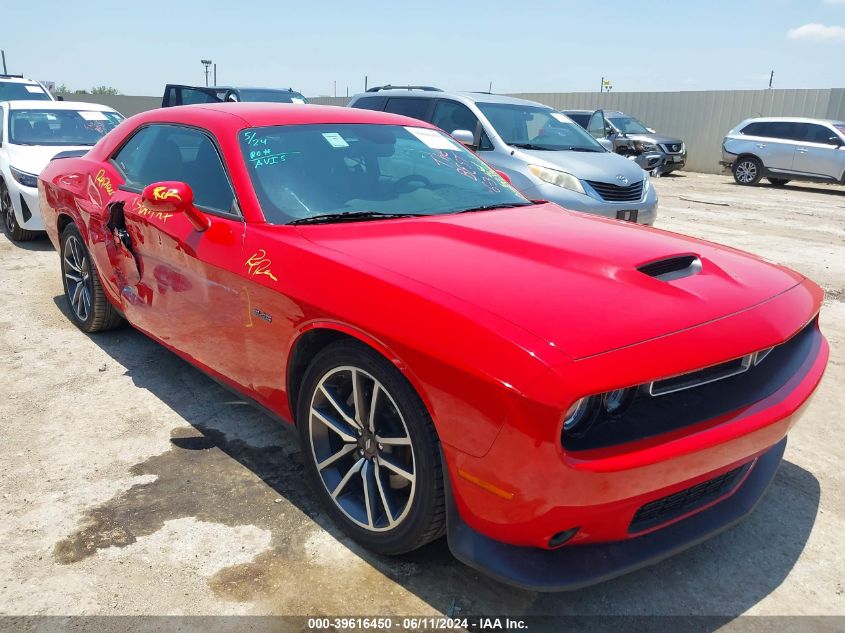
[38,104,828,591]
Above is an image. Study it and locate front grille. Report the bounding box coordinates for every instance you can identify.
[629,463,751,534]
[661,143,683,153]
[563,319,819,452]
[586,179,644,202]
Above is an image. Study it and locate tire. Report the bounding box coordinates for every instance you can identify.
[732,156,763,186]
[60,223,123,333]
[1,179,40,242]
[767,178,790,187]
[297,340,445,555]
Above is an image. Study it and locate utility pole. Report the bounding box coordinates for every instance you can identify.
[489,80,492,93]
[201,59,212,87]
[1,50,7,75]
[333,80,336,97]
[213,63,217,87]
[768,70,774,89]
[364,75,368,91]
[600,76,604,93]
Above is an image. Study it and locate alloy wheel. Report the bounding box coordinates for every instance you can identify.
[308,366,416,532]
[63,234,93,322]
[735,160,758,184]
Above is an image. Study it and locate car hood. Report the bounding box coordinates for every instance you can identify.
[300,204,804,359]
[623,133,683,146]
[5,143,92,176]
[514,147,645,183]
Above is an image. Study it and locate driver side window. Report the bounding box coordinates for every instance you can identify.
[112,124,237,214]
[431,101,493,150]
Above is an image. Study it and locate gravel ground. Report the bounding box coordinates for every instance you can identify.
[0,172,843,622]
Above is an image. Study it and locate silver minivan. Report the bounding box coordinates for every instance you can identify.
[721,117,845,186]
[348,87,658,225]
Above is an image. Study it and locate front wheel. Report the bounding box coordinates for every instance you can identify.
[297,340,445,555]
[733,157,763,185]
[1,180,39,242]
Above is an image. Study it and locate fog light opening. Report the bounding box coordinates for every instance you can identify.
[602,387,636,417]
[547,527,580,549]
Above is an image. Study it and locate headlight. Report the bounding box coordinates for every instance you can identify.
[562,396,597,435]
[634,141,659,153]
[10,167,38,188]
[528,164,586,195]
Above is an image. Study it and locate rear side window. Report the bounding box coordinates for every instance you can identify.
[349,96,387,111]
[566,113,590,128]
[383,98,433,122]
[112,124,236,214]
[179,88,221,105]
[740,121,798,141]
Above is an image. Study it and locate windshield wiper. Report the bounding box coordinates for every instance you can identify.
[567,147,603,152]
[288,211,425,225]
[508,142,555,150]
[454,202,532,214]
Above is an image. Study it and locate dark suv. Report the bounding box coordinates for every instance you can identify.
[161,84,307,107]
[564,109,686,176]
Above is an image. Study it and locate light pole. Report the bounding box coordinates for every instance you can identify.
[201,59,212,87]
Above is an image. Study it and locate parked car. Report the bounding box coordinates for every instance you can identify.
[0,100,123,241]
[721,117,845,187]
[39,102,828,590]
[162,84,308,107]
[349,87,657,225]
[0,74,54,103]
[564,109,686,176]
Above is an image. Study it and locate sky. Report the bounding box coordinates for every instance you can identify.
[3,0,845,97]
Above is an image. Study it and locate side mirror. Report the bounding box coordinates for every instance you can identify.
[646,127,656,134]
[141,181,210,231]
[56,95,65,101]
[451,129,475,147]
[597,138,614,151]
[495,170,511,184]
[828,136,844,147]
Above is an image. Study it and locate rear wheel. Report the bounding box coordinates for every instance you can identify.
[297,340,445,555]
[767,178,790,187]
[60,223,123,333]
[1,180,39,242]
[733,157,763,185]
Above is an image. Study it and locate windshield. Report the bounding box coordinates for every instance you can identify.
[0,82,52,102]
[240,123,529,224]
[9,109,124,146]
[235,89,307,104]
[475,102,604,152]
[608,115,650,134]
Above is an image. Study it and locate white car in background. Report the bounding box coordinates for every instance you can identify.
[0,100,123,241]
[0,74,55,103]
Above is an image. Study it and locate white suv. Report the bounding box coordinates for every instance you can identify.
[0,100,123,241]
[721,117,845,187]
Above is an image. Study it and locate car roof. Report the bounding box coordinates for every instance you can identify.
[134,102,440,130]
[0,75,42,84]
[352,89,562,110]
[168,84,300,92]
[5,100,117,111]
[740,116,842,125]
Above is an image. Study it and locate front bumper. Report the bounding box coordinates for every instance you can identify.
[8,181,43,231]
[446,437,785,592]
[524,181,658,226]
[632,151,686,174]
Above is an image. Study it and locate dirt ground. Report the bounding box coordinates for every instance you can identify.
[1,172,843,622]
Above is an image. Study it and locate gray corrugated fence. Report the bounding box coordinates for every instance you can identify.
[58,89,845,174]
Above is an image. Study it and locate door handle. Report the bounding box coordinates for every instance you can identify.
[796,147,809,153]
[755,143,767,149]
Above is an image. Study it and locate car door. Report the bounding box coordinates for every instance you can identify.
[104,123,252,381]
[742,121,798,172]
[791,123,845,179]
[586,110,615,151]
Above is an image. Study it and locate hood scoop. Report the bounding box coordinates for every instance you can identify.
[638,255,702,282]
